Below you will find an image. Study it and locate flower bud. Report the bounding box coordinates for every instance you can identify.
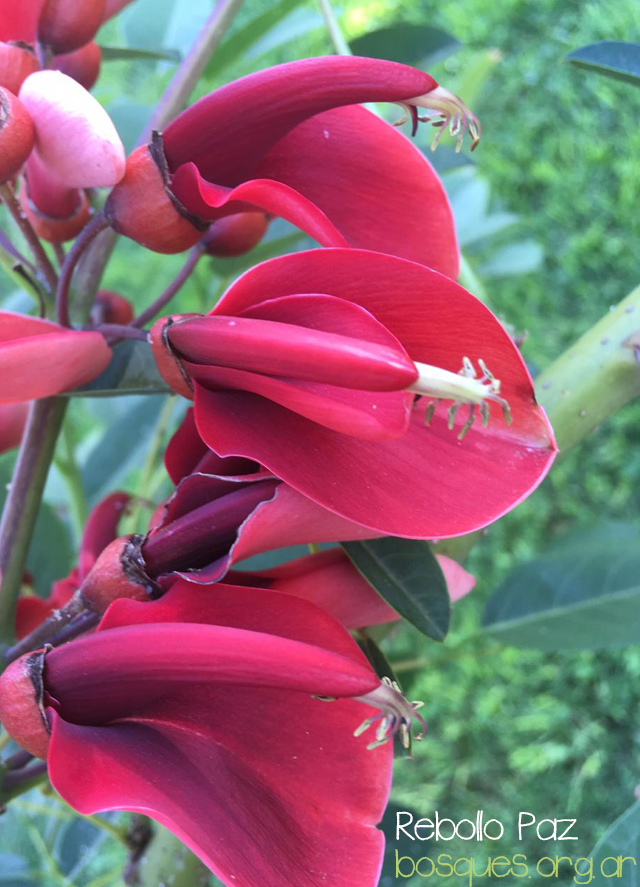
[19,71,125,188]
[80,535,155,615]
[52,41,101,91]
[201,212,268,257]
[0,401,29,454]
[38,0,106,55]
[93,290,135,325]
[0,650,50,759]
[105,139,207,254]
[0,41,38,95]
[20,151,90,242]
[0,87,34,183]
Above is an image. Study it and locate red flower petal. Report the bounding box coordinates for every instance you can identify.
[0,401,28,454]
[0,0,44,41]
[256,104,459,275]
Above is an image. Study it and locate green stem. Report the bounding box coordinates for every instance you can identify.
[0,398,67,657]
[317,0,352,55]
[136,825,211,887]
[55,420,89,542]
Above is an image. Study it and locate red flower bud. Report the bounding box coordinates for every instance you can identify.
[0,401,28,453]
[0,41,38,95]
[20,152,90,243]
[105,140,207,253]
[93,290,134,325]
[38,0,106,55]
[0,650,50,759]
[201,212,268,257]
[0,87,34,183]
[80,535,155,615]
[51,41,101,91]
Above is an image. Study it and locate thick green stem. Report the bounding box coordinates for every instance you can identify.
[535,284,640,451]
[439,284,640,562]
[136,826,210,887]
[0,398,67,656]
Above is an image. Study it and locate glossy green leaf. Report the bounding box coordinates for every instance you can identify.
[589,800,640,885]
[350,24,460,67]
[100,45,181,62]
[567,41,640,87]
[341,538,449,641]
[483,524,640,650]
[65,340,171,397]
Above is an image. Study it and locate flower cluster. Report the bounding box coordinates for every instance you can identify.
[0,4,557,886]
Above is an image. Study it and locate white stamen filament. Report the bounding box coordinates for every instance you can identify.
[396,85,481,153]
[354,677,426,751]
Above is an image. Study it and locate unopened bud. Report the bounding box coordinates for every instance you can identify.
[38,0,106,55]
[93,290,134,325]
[0,87,35,183]
[80,535,155,615]
[19,71,125,188]
[21,151,90,243]
[20,180,90,243]
[0,650,50,760]
[105,138,207,254]
[0,41,39,95]
[52,41,101,91]
[201,212,268,257]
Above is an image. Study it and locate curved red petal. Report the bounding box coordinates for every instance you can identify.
[257,104,458,275]
[170,165,348,247]
[163,56,436,185]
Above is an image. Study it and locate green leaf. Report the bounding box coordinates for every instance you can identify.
[483,523,640,651]
[350,24,460,67]
[204,0,304,77]
[589,800,640,885]
[99,45,181,62]
[65,340,171,397]
[81,395,168,504]
[341,538,450,641]
[567,41,640,87]
[478,240,543,278]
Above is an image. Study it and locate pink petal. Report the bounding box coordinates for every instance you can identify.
[438,554,475,601]
[77,492,130,579]
[19,71,125,188]
[0,327,111,404]
[0,311,63,342]
[170,166,349,247]
[163,56,437,185]
[256,104,458,275]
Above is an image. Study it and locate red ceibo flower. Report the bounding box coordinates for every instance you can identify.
[106,56,469,275]
[0,581,425,887]
[150,248,557,539]
[0,311,111,403]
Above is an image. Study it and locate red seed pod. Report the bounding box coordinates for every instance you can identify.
[79,535,155,615]
[37,0,106,55]
[93,290,135,325]
[201,212,269,257]
[0,650,50,760]
[51,41,101,91]
[0,87,35,183]
[0,41,39,94]
[105,138,207,254]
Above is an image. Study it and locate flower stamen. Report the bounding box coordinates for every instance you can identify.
[354,676,426,752]
[401,85,481,152]
[411,356,512,440]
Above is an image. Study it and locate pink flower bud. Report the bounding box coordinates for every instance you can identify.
[19,70,125,188]
[52,41,102,91]
[38,0,105,55]
[20,151,90,242]
[201,212,268,257]
[0,41,39,95]
[0,86,34,183]
[93,290,134,325]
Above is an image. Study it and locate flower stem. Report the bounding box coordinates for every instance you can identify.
[132,247,203,328]
[0,398,68,659]
[0,183,58,295]
[0,761,48,804]
[56,211,109,327]
[3,591,87,664]
[317,0,352,55]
